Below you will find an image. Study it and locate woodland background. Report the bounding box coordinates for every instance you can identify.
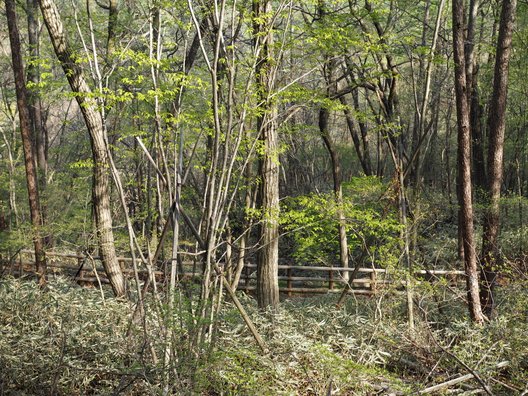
[0,0,527,394]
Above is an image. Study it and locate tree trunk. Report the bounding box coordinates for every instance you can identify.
[319,107,349,282]
[317,2,349,282]
[5,0,47,285]
[106,0,118,58]
[254,0,279,309]
[452,0,485,324]
[470,75,487,191]
[27,0,48,191]
[464,0,487,193]
[340,95,372,176]
[232,163,256,291]
[481,0,517,318]
[39,0,126,297]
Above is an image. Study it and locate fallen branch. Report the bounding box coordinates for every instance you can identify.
[218,269,267,353]
[419,361,509,394]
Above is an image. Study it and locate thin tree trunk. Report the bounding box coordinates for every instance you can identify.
[465,0,487,192]
[232,163,255,291]
[452,0,485,324]
[1,126,19,227]
[481,0,517,318]
[39,0,126,297]
[399,148,414,329]
[413,0,446,186]
[27,0,48,192]
[254,0,279,309]
[470,74,487,191]
[317,1,349,281]
[351,89,374,175]
[340,95,372,176]
[445,97,454,208]
[5,0,47,285]
[106,0,117,57]
[464,0,479,93]
[319,107,349,281]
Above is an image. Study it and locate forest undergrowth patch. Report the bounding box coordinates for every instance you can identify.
[0,276,526,395]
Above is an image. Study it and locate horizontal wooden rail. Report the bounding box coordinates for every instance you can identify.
[1,250,466,296]
[241,286,374,295]
[17,250,466,275]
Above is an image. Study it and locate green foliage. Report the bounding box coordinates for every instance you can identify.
[0,222,33,252]
[281,177,401,267]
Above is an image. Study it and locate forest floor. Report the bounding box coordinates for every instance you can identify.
[0,275,526,395]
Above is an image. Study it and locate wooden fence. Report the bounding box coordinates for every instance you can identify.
[0,250,466,296]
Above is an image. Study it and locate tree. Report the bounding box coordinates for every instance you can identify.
[465,0,487,192]
[480,0,517,318]
[38,0,126,297]
[452,0,485,324]
[26,0,48,202]
[254,0,280,309]
[316,1,349,282]
[5,0,47,285]
[319,102,350,281]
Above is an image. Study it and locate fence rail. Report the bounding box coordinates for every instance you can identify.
[0,250,466,296]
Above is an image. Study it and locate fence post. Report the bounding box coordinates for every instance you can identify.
[370,271,376,293]
[9,251,15,276]
[119,258,127,293]
[118,258,124,274]
[329,268,334,290]
[78,256,85,283]
[287,267,292,297]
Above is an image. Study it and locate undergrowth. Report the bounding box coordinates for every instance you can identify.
[0,276,526,395]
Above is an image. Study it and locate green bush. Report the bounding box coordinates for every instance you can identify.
[281,176,402,268]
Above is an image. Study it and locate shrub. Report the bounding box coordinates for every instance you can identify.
[281,176,401,268]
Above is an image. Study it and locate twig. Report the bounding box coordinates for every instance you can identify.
[490,377,523,393]
[439,348,495,395]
